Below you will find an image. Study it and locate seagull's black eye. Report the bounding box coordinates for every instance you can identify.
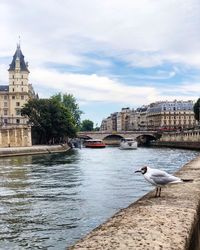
[141,166,147,174]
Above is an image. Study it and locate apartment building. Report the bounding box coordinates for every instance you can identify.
[147,100,196,130]
[100,101,196,132]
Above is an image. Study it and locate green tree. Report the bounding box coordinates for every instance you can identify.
[94,123,100,131]
[193,98,200,122]
[51,93,83,129]
[21,98,76,144]
[80,119,94,131]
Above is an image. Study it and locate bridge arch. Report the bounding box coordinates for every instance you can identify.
[77,131,161,146]
[136,134,158,145]
[103,134,124,145]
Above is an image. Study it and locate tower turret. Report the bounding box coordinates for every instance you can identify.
[8,44,29,72]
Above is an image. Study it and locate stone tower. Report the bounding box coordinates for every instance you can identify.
[8,44,35,124]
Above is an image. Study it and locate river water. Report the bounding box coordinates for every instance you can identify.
[0,147,199,249]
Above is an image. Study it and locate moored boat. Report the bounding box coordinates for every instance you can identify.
[84,139,106,148]
[119,138,137,150]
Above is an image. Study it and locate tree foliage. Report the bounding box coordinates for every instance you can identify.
[193,98,200,122]
[21,98,77,144]
[51,93,83,128]
[80,119,94,131]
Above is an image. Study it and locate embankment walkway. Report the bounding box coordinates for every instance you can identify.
[0,144,70,157]
[69,156,200,250]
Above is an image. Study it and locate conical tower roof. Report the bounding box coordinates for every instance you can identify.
[8,44,29,72]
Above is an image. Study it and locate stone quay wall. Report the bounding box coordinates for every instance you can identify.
[69,156,200,250]
[0,144,70,157]
[0,125,32,147]
[153,130,200,149]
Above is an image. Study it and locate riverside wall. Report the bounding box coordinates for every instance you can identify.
[0,125,32,147]
[0,144,70,157]
[152,130,200,150]
[69,156,200,250]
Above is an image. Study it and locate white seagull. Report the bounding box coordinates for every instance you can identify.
[135,166,192,197]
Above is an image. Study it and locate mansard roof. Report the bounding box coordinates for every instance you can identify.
[8,45,29,72]
[0,85,9,92]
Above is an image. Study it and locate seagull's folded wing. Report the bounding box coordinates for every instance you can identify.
[150,173,181,185]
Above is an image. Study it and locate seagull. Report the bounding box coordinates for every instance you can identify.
[135,166,192,197]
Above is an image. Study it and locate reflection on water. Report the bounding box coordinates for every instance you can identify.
[0,147,199,249]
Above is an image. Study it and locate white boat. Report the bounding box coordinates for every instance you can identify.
[119,138,137,150]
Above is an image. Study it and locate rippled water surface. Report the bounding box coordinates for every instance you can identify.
[0,147,199,249]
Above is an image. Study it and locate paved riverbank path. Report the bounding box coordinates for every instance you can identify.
[69,155,200,250]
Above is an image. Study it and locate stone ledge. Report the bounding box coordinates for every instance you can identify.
[69,156,200,250]
[0,144,70,157]
[152,141,200,150]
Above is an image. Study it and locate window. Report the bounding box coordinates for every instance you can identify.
[13,88,14,92]
[4,102,7,107]
[21,95,24,100]
[13,75,14,79]
[16,102,20,107]
[22,88,23,91]
[22,75,23,79]
[16,109,21,115]
[16,119,20,124]
[21,81,23,85]
[4,95,7,100]
[12,96,15,99]
[4,110,7,116]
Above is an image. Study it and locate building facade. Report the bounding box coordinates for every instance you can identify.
[0,44,37,126]
[100,101,196,132]
[0,45,38,147]
[147,101,196,131]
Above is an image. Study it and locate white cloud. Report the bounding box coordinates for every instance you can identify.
[0,0,199,123]
[30,68,198,107]
[31,68,159,105]
[0,0,200,67]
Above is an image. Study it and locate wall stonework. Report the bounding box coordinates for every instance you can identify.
[0,125,32,147]
[69,156,200,250]
[160,130,200,142]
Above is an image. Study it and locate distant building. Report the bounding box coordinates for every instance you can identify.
[100,100,196,132]
[147,100,196,130]
[0,44,38,126]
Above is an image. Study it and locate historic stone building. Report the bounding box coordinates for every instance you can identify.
[146,100,196,131]
[0,44,38,147]
[0,44,37,126]
[100,101,196,132]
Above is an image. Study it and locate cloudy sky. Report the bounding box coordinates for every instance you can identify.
[0,0,199,125]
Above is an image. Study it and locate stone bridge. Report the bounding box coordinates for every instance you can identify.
[77,131,161,145]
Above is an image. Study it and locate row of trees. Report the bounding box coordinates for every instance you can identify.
[21,93,97,144]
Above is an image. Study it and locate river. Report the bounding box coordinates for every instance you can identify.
[0,146,199,249]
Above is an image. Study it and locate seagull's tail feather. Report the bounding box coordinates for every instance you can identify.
[182,179,193,182]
